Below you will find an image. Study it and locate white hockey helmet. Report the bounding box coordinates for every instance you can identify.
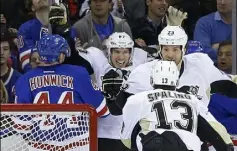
[158,26,188,55]
[106,32,134,66]
[151,60,179,87]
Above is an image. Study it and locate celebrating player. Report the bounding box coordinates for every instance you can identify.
[15,34,109,117]
[78,32,147,151]
[121,61,234,151]
[110,26,237,115]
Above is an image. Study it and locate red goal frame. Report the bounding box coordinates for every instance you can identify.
[1,104,98,151]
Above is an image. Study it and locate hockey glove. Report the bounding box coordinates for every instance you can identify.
[166,6,187,26]
[102,69,123,100]
[49,3,67,25]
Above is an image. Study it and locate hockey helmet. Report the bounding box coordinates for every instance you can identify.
[106,32,134,66]
[158,26,188,55]
[36,34,71,63]
[151,60,179,87]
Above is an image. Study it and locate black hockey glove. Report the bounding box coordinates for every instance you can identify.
[102,69,123,100]
[49,3,67,25]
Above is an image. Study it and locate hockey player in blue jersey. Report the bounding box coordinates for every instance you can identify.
[0,30,22,103]
[15,34,109,117]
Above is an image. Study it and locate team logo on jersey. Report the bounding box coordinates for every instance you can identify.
[178,85,202,100]
[17,35,24,49]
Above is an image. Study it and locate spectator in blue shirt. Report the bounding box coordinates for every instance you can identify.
[193,0,232,64]
[217,40,232,74]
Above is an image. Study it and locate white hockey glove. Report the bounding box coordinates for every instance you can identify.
[166,6,188,26]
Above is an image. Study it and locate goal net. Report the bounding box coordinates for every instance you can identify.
[1,104,97,151]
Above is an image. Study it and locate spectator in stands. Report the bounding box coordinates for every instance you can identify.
[131,0,168,47]
[73,0,132,50]
[0,0,30,29]
[0,30,22,103]
[17,0,94,75]
[193,0,232,63]
[80,0,125,19]
[217,40,232,74]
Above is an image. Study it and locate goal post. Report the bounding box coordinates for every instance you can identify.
[1,104,98,151]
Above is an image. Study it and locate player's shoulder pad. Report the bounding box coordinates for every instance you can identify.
[63,64,88,74]
[130,60,154,75]
[184,53,214,69]
[126,93,143,107]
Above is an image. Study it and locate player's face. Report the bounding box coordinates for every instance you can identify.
[110,48,131,68]
[161,45,182,65]
[217,0,232,14]
[32,0,49,11]
[90,0,111,17]
[0,41,10,65]
[217,44,232,73]
[147,0,168,18]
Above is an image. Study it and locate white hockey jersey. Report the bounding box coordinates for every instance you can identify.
[79,46,148,139]
[124,53,231,106]
[121,89,217,151]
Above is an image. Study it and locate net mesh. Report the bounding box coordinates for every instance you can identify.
[1,111,92,151]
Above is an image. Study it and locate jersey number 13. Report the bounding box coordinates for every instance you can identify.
[151,100,194,132]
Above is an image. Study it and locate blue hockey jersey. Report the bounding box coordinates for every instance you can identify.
[17,18,49,73]
[17,18,78,73]
[2,68,22,103]
[15,64,109,117]
[208,93,237,134]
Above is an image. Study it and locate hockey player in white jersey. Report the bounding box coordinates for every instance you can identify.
[121,61,234,151]
[78,32,148,151]
[111,26,237,114]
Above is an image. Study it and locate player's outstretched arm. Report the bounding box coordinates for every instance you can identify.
[108,90,133,115]
[76,67,109,117]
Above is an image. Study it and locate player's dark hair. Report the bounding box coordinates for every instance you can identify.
[218,40,232,51]
[153,85,176,91]
[1,29,15,51]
